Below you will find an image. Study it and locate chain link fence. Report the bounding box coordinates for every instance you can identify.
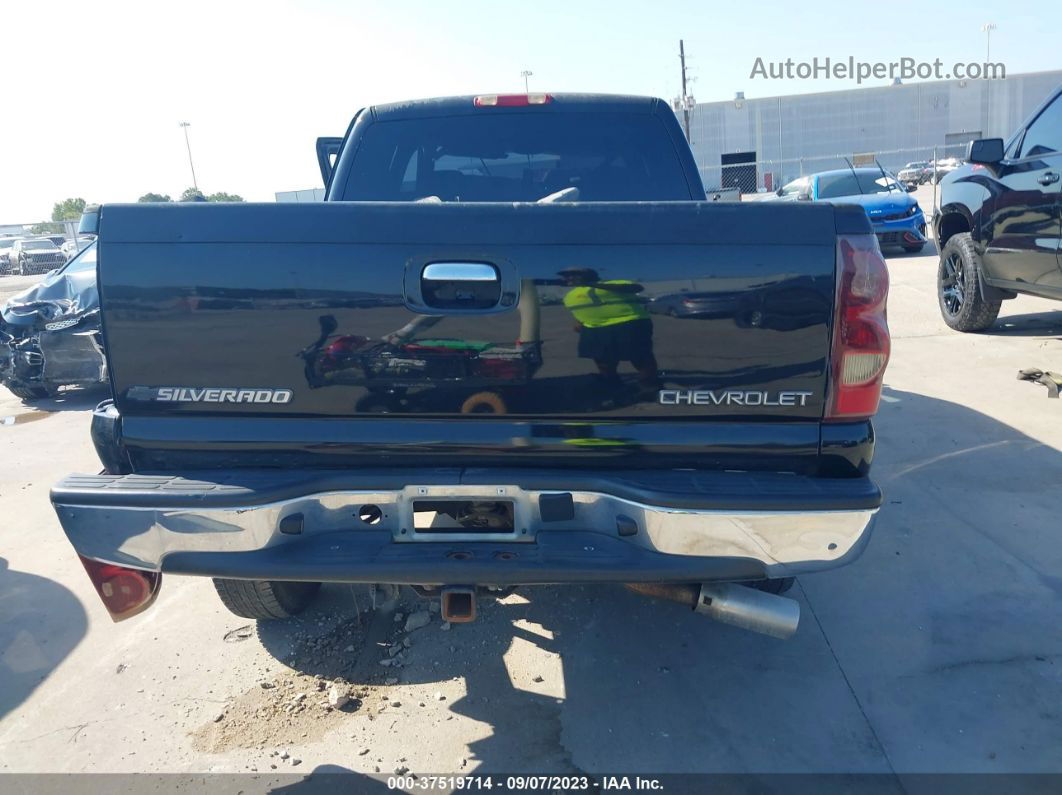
[700,143,971,200]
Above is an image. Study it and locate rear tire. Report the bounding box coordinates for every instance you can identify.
[937,232,1001,332]
[212,578,321,620]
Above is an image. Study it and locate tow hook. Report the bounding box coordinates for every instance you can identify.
[440,586,477,623]
[625,582,800,639]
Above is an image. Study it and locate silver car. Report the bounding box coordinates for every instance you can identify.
[897,161,931,186]
[9,238,66,276]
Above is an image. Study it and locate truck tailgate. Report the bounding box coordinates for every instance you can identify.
[96,201,849,470]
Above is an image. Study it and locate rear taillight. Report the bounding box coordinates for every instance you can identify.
[826,234,890,421]
[78,555,161,621]
[474,93,553,107]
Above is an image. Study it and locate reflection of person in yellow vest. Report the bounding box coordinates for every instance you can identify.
[559,268,660,389]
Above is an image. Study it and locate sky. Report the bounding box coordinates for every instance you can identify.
[1,0,1060,221]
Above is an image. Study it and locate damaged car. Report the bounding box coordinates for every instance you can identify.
[0,241,108,400]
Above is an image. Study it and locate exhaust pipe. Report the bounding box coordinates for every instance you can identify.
[625,582,800,640]
[695,583,800,639]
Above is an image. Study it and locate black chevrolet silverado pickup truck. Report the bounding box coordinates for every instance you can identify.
[52,93,890,640]
[934,84,1062,332]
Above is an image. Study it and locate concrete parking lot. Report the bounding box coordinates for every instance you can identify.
[1,217,1061,779]
[0,274,43,304]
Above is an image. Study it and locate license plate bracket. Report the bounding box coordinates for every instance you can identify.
[412,499,515,534]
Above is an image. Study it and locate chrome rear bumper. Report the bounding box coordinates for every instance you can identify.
[52,471,879,583]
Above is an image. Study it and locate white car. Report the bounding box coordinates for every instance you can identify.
[61,235,95,260]
[929,157,964,184]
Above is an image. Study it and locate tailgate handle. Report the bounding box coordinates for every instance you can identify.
[423,262,498,282]
[421,262,502,310]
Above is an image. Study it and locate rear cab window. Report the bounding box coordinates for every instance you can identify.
[340,113,694,202]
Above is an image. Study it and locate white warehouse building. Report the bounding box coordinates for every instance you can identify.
[687,69,1062,193]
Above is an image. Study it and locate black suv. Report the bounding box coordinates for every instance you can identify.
[934,85,1062,331]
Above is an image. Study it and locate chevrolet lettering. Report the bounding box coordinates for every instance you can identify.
[659,389,814,407]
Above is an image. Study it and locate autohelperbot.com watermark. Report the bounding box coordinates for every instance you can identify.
[750,56,1005,84]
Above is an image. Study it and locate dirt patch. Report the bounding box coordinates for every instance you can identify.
[192,604,435,756]
[192,617,371,753]
[192,670,370,753]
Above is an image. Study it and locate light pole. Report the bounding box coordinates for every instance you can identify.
[980,22,998,132]
[520,70,533,93]
[981,22,996,63]
[178,121,199,193]
[672,40,693,142]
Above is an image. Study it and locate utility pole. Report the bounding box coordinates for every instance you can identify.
[520,70,533,93]
[980,23,997,133]
[178,121,199,192]
[679,40,691,142]
[981,22,996,63]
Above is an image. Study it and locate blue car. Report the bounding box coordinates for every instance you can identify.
[773,167,927,253]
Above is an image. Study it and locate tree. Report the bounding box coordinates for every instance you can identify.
[51,197,87,222]
[138,193,172,202]
[31,197,89,235]
[207,191,245,203]
[178,187,244,202]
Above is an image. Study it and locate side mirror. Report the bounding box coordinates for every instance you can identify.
[78,205,100,236]
[775,187,784,197]
[967,138,1004,166]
